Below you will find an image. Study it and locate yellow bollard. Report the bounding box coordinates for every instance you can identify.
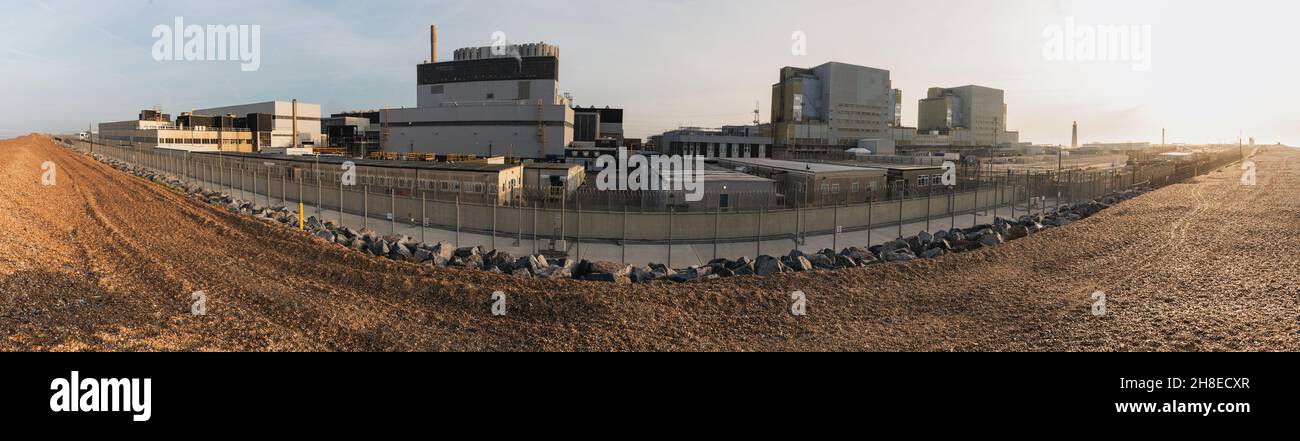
[299,202,305,230]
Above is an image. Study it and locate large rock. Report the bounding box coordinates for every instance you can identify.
[649,263,677,280]
[783,255,813,272]
[755,255,787,276]
[979,232,1005,247]
[413,247,433,264]
[485,251,517,273]
[840,247,876,265]
[809,253,836,270]
[728,257,756,276]
[390,242,413,261]
[313,230,335,242]
[430,241,455,265]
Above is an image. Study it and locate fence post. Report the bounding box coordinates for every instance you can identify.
[363,185,369,230]
[1008,169,1015,220]
[667,205,674,268]
[713,203,720,261]
[389,188,396,236]
[926,186,932,232]
[532,201,538,255]
[455,194,461,248]
[495,194,500,253]
[422,191,427,244]
[338,179,344,225]
[972,168,979,226]
[833,200,839,253]
[280,168,286,208]
[867,198,873,247]
[756,207,763,258]
[897,184,904,239]
[622,204,628,265]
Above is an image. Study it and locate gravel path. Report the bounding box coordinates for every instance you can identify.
[2,135,1296,351]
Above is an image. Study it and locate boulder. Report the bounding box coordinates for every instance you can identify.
[485,251,517,273]
[809,253,836,270]
[430,241,455,264]
[783,255,814,272]
[922,248,947,259]
[755,255,787,276]
[413,247,433,264]
[978,232,1005,247]
[313,230,335,242]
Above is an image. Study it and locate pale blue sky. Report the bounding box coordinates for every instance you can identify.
[2,0,1295,145]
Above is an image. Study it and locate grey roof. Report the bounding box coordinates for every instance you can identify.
[196,152,520,173]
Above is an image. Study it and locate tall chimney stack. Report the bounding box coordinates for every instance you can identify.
[430,24,438,63]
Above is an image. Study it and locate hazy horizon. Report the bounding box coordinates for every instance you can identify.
[2,0,1296,146]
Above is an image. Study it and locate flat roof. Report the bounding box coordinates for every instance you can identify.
[525,162,584,170]
[718,158,885,174]
[196,152,521,173]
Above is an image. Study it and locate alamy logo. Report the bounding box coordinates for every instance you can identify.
[941,161,957,187]
[1043,17,1152,71]
[1241,160,1257,186]
[41,161,57,186]
[595,148,706,202]
[152,17,261,72]
[342,161,357,186]
[50,371,152,422]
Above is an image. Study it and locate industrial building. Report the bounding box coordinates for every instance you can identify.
[572,106,625,146]
[659,125,773,159]
[718,157,887,206]
[199,152,524,205]
[770,62,899,157]
[523,162,585,201]
[99,109,255,152]
[916,85,1019,146]
[383,25,574,160]
[322,110,382,157]
[194,100,322,150]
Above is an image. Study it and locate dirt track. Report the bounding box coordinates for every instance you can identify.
[1,135,1297,351]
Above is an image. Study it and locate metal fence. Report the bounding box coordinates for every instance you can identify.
[57,136,1242,265]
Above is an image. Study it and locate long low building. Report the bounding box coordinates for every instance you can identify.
[718,157,887,206]
[99,110,255,152]
[197,152,523,205]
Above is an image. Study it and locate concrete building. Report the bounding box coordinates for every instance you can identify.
[770,62,898,157]
[323,111,382,158]
[718,157,887,206]
[917,85,1018,146]
[194,100,322,150]
[384,26,573,160]
[99,110,254,152]
[659,125,773,159]
[523,162,585,201]
[204,151,524,205]
[572,106,624,145]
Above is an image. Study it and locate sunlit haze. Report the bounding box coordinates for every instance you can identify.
[1,0,1294,145]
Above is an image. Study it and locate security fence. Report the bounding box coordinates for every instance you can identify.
[57,137,1243,265]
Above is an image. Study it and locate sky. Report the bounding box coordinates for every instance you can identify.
[1,0,1295,146]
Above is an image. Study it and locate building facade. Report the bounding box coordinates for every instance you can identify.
[194,101,322,150]
[383,27,574,160]
[917,85,1017,146]
[770,62,898,157]
[659,125,773,159]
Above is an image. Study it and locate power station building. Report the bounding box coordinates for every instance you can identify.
[770,62,899,157]
[916,85,1019,146]
[194,101,322,150]
[383,26,574,160]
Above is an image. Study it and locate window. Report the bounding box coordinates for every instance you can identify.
[919,176,930,187]
[429,85,444,94]
[486,93,495,100]
[851,182,860,193]
[832,184,841,194]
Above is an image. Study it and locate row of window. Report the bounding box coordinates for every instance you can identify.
[160,138,249,145]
